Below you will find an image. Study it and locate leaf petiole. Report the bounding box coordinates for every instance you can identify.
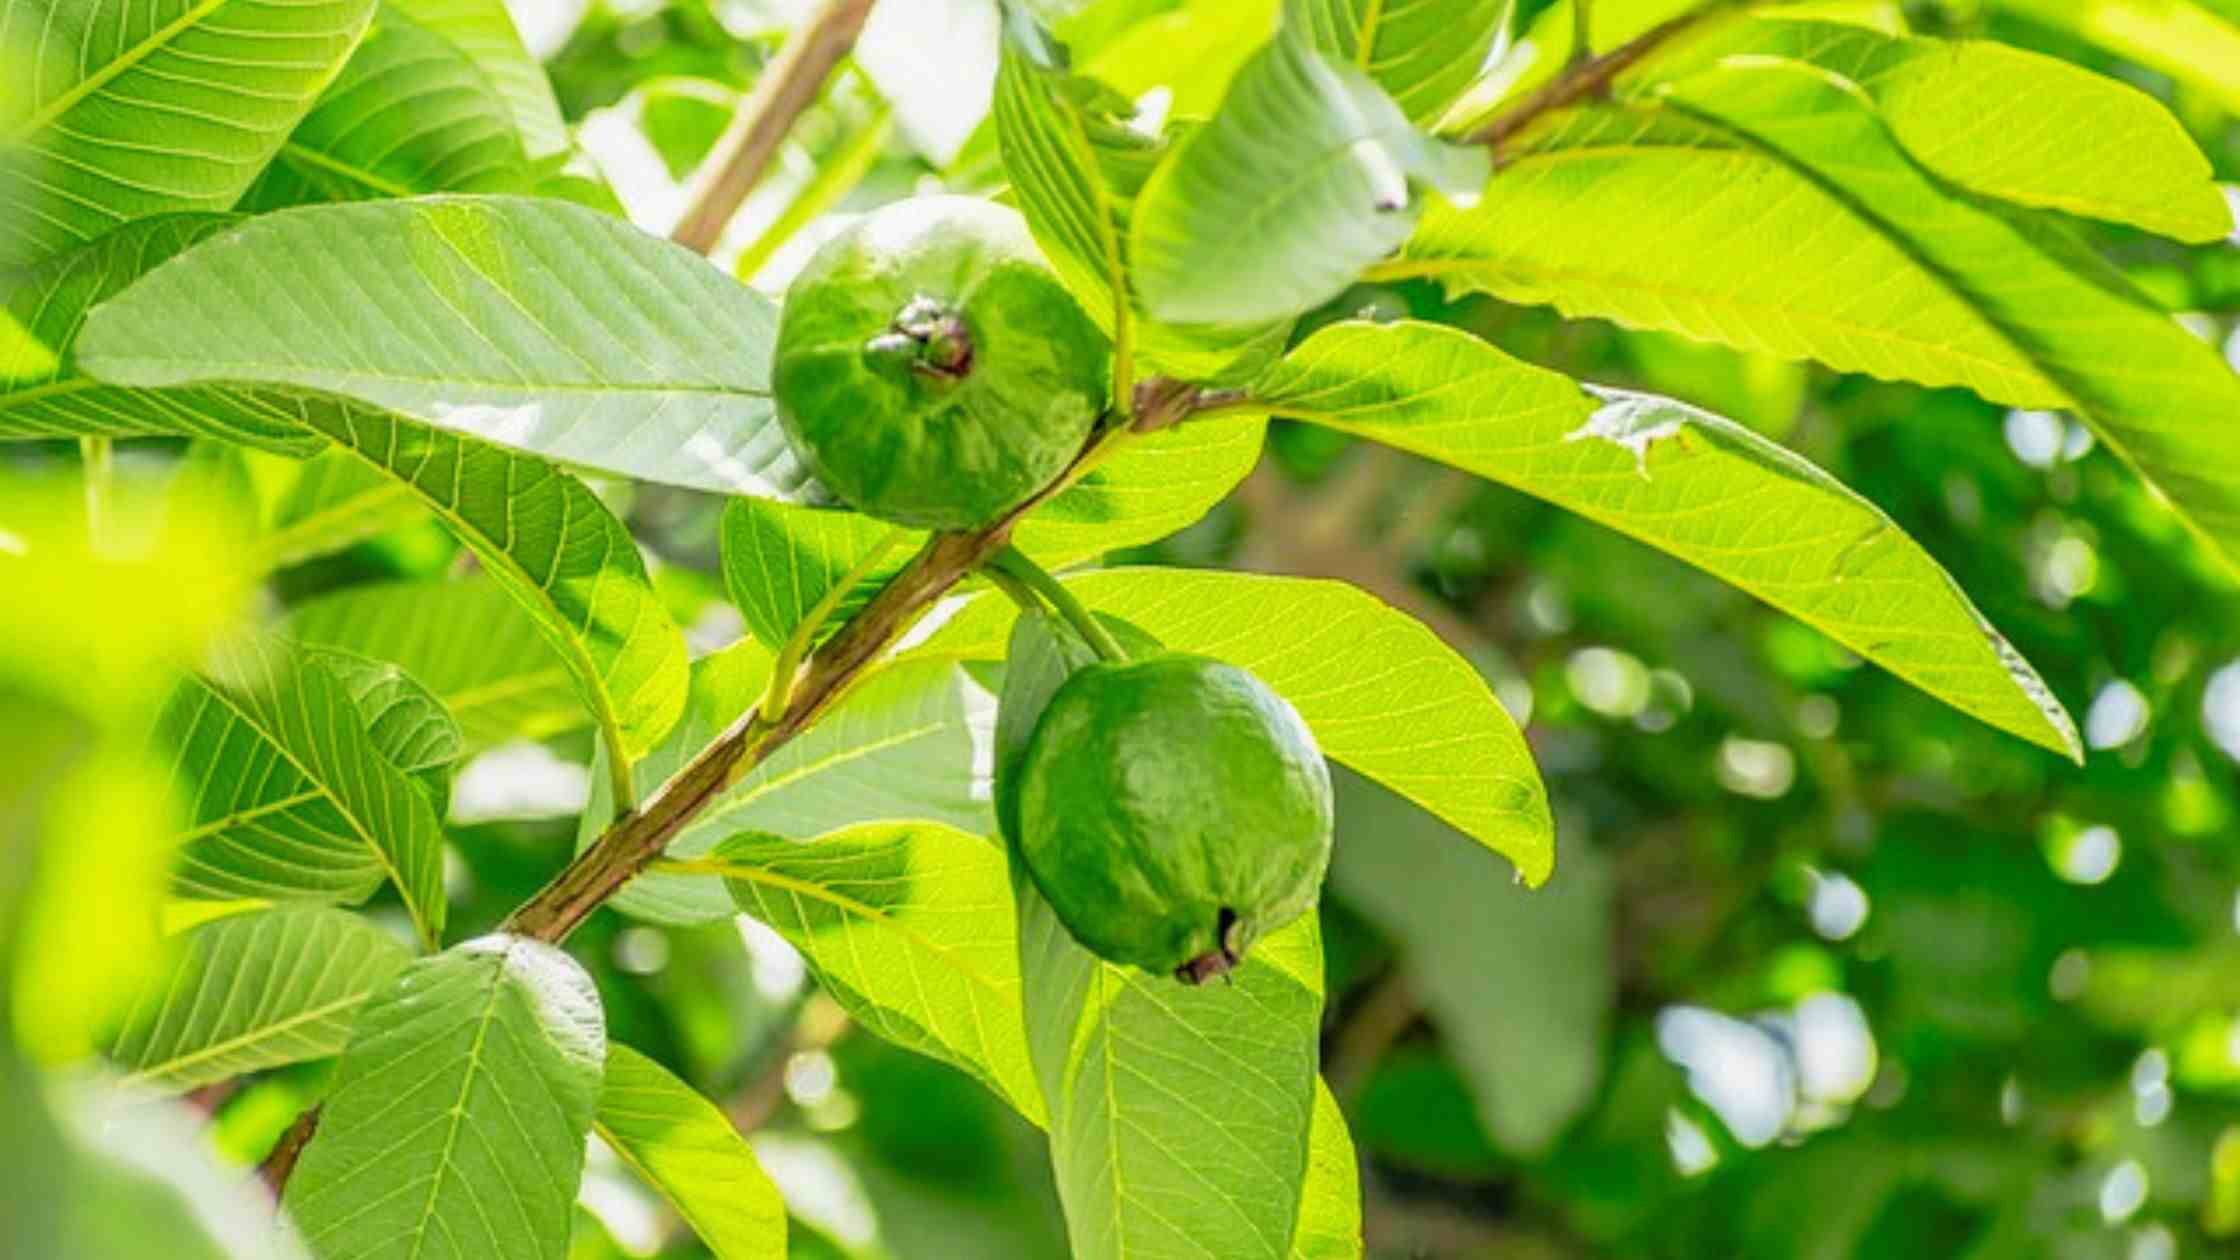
[987,546,1128,664]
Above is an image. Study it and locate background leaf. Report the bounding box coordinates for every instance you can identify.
[1991,0,2240,116]
[77,196,810,500]
[1283,0,1509,126]
[386,0,570,158]
[0,0,376,267]
[287,578,587,753]
[302,645,467,776]
[1131,29,1488,325]
[0,216,319,453]
[241,9,531,209]
[105,907,411,1094]
[161,636,449,947]
[1254,320,2083,759]
[596,1044,787,1260]
[257,448,432,572]
[284,935,605,1260]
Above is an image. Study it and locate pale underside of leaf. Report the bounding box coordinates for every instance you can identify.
[1284,0,1511,126]
[594,1045,787,1260]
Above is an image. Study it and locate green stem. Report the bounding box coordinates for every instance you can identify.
[1572,0,1594,64]
[80,436,111,544]
[761,526,910,722]
[988,546,1127,664]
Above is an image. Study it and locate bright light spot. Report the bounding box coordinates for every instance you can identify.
[751,1134,880,1248]
[2050,948,2091,1001]
[2041,535,2100,605]
[784,1050,838,1107]
[2133,1049,2170,1093]
[737,917,807,1002]
[1655,1007,1794,1148]
[1792,993,1877,1105]
[2086,680,2150,749]
[1665,1109,1719,1176]
[2000,1076,2025,1125]
[2063,422,2096,462]
[1568,647,1651,718]
[2204,663,2240,764]
[613,927,670,976]
[1131,86,1174,136]
[1807,871,1869,941]
[1796,695,1840,739]
[1524,580,1572,635]
[2099,1159,2149,1224]
[1495,677,1535,727]
[806,1088,861,1132]
[579,1138,667,1253]
[449,742,590,823]
[1717,738,1796,799]
[503,0,589,58]
[2005,409,2067,467]
[2135,1083,2173,1127]
[2130,1223,2177,1260]
[2052,825,2122,885]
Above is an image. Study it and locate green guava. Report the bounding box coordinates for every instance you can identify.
[1014,652,1335,983]
[772,195,1110,531]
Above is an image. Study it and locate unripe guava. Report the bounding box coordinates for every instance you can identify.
[1015,653,1334,983]
[772,195,1109,531]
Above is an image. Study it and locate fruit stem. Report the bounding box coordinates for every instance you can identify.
[988,546,1129,664]
[761,526,911,723]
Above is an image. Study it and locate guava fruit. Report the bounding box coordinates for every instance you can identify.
[772,195,1109,531]
[1014,652,1335,983]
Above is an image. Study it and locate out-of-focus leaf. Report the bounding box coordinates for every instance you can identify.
[77,197,810,501]
[0,217,319,454]
[702,823,1041,1119]
[858,0,1000,165]
[105,907,411,1094]
[1081,0,1281,116]
[241,9,530,209]
[1332,770,1615,1153]
[0,0,376,267]
[387,0,570,158]
[257,449,431,572]
[1284,0,1508,125]
[1993,0,2240,116]
[161,636,449,948]
[288,579,586,752]
[1132,30,1489,325]
[285,935,604,1260]
[1254,320,2083,760]
[918,568,1556,884]
[595,1045,787,1260]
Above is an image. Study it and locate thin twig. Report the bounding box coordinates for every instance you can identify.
[260,1106,320,1197]
[1467,1,1740,154]
[669,0,879,255]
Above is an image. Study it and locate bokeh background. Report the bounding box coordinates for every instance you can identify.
[10,1,2240,1257]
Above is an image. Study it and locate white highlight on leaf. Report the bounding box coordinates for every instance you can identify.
[2085,679,2150,749]
[450,740,591,821]
[1566,394,1688,479]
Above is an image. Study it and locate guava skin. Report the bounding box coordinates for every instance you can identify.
[1015,653,1335,982]
[773,195,1109,531]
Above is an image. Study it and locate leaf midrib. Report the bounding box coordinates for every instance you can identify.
[7,0,230,144]
[405,956,508,1260]
[120,988,377,1090]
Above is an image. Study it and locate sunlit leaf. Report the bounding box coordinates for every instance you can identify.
[257,449,431,573]
[1993,0,2240,117]
[596,1045,787,1260]
[387,0,570,158]
[1284,0,1509,126]
[1290,1085,1363,1260]
[303,646,466,776]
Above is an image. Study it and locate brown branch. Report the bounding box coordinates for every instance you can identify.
[669,0,878,255]
[260,1106,320,1197]
[1466,0,1741,155]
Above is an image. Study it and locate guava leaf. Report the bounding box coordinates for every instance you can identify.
[1283,0,1509,126]
[288,578,587,753]
[721,499,907,654]
[284,935,605,1260]
[596,1045,788,1260]
[257,449,431,573]
[240,10,531,209]
[105,907,411,1094]
[1253,319,2082,760]
[0,217,320,454]
[1131,28,1489,325]
[1990,0,2240,118]
[1291,1085,1364,1260]
[280,400,690,771]
[160,636,449,948]
[704,823,1042,1120]
[914,568,1556,885]
[76,196,812,501]
[300,646,467,777]
[0,0,376,267]
[386,0,571,158]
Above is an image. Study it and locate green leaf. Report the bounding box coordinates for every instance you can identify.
[1131,29,1490,325]
[721,499,906,653]
[105,907,411,1094]
[302,646,467,775]
[1992,0,2240,117]
[386,0,571,158]
[1330,770,1614,1154]
[703,823,1042,1120]
[1254,320,2083,759]
[1079,0,1281,117]
[1291,1084,1363,1260]
[1020,881,1325,1260]
[284,402,690,771]
[257,448,431,572]
[1283,0,1509,126]
[596,1045,787,1260]
[284,935,605,1260]
[1655,17,2232,241]
[76,196,810,500]
[919,568,1556,885]
[594,655,992,923]
[1396,78,2240,570]
[287,578,588,753]
[0,217,320,454]
[160,636,449,948]
[240,9,531,209]
[0,0,376,267]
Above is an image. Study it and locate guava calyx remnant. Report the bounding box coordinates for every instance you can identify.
[1174,908,1247,986]
[866,295,974,380]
